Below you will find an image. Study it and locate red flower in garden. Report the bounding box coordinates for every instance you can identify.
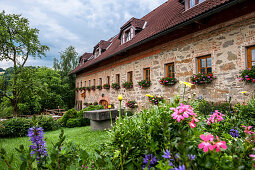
[242,125,255,135]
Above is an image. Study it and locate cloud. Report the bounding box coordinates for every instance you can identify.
[0,0,167,69]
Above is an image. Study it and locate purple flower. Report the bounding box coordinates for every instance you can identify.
[28,126,47,162]
[229,129,239,138]
[245,75,249,78]
[174,165,185,170]
[187,154,196,160]
[142,154,158,169]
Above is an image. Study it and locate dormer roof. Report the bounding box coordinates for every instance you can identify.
[93,40,111,53]
[79,52,93,63]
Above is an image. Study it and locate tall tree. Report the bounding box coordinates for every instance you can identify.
[53,46,78,109]
[0,11,49,115]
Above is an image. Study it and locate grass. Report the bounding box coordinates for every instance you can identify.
[0,126,109,169]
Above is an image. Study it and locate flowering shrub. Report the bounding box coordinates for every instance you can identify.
[190,72,216,84]
[126,100,137,109]
[103,84,110,89]
[138,80,151,88]
[146,94,163,105]
[142,154,158,169]
[96,85,102,90]
[159,76,177,86]
[206,110,225,125]
[122,81,133,89]
[111,83,120,90]
[239,67,255,83]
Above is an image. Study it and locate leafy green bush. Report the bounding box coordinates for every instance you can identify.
[66,118,81,128]
[59,108,77,126]
[37,115,60,131]
[0,118,32,137]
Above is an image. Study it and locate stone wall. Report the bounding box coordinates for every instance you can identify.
[76,12,255,110]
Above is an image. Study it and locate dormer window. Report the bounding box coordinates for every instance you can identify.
[95,48,100,58]
[124,28,133,42]
[186,0,205,9]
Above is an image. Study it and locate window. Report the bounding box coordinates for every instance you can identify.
[123,28,134,43]
[247,46,255,68]
[99,78,102,86]
[144,68,150,81]
[107,76,110,85]
[89,80,91,87]
[116,74,120,85]
[189,0,205,8]
[165,63,175,78]
[77,82,79,88]
[93,79,96,86]
[84,81,86,87]
[127,71,133,82]
[95,48,100,57]
[197,55,212,73]
[80,81,82,87]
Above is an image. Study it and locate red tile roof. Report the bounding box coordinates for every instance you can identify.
[71,0,234,74]
[79,52,93,62]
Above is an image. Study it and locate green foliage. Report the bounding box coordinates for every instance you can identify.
[103,84,110,89]
[0,116,60,137]
[66,118,81,128]
[91,85,96,91]
[126,100,137,108]
[0,118,32,137]
[59,108,77,127]
[96,85,102,90]
[138,80,151,88]
[111,83,120,90]
[239,67,255,83]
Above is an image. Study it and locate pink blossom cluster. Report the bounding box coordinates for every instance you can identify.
[207,110,225,125]
[198,133,227,152]
[242,125,255,135]
[170,103,199,128]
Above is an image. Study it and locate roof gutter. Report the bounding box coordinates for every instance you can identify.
[74,0,244,75]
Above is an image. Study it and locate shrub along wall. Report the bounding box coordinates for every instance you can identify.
[0,116,60,138]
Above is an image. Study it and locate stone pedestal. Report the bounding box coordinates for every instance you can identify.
[84,109,124,131]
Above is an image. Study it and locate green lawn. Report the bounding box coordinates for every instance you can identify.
[0,126,109,169]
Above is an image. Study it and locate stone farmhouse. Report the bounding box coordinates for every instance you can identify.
[71,0,255,110]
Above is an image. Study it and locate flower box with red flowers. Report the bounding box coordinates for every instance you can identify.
[122,81,133,89]
[190,72,216,85]
[91,86,96,91]
[126,100,137,109]
[138,80,151,88]
[96,85,102,90]
[239,67,255,83]
[85,87,91,91]
[111,83,120,90]
[103,84,110,89]
[159,77,177,86]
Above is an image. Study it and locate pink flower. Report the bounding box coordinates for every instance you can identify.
[170,103,197,122]
[207,110,225,125]
[198,134,214,152]
[213,136,227,152]
[241,125,255,135]
[189,117,199,128]
[250,148,255,160]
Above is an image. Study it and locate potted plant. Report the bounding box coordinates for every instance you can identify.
[190,72,216,85]
[146,94,163,105]
[91,86,96,91]
[112,83,120,90]
[86,87,91,91]
[126,100,137,109]
[239,67,255,83]
[96,85,102,90]
[159,76,177,86]
[103,84,110,89]
[138,80,151,88]
[122,81,133,89]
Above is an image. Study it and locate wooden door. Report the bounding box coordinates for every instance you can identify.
[100,100,108,109]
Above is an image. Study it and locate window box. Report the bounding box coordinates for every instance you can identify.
[96,85,102,90]
[146,95,163,105]
[126,101,137,109]
[122,81,133,89]
[239,67,255,83]
[138,80,151,88]
[103,84,110,89]
[112,83,120,90]
[159,77,177,86]
[91,86,96,91]
[190,72,216,85]
[85,87,91,91]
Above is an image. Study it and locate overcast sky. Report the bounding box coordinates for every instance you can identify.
[0,0,167,69]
